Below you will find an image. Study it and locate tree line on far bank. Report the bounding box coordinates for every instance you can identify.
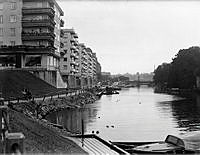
[153,46,200,90]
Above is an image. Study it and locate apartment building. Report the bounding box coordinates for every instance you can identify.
[96,61,102,82]
[0,0,66,87]
[79,43,88,88]
[86,48,96,87]
[60,28,81,88]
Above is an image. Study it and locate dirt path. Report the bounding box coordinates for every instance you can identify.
[9,109,88,154]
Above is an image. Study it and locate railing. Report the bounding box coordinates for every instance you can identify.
[70,60,76,65]
[73,33,78,38]
[3,88,87,103]
[70,52,76,58]
[0,66,15,70]
[22,32,55,41]
[22,8,55,17]
[22,19,56,28]
[60,19,64,27]
[70,45,76,50]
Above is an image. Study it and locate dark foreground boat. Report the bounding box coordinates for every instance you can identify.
[112,135,198,154]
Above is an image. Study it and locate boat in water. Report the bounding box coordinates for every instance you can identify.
[96,86,119,97]
[112,135,199,154]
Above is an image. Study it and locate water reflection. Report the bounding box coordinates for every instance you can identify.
[171,98,200,132]
[46,108,85,134]
[46,88,200,141]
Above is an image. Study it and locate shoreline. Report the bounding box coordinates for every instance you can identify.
[8,91,98,153]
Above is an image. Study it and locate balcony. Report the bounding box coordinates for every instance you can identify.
[81,60,87,66]
[60,42,64,48]
[22,19,55,29]
[81,55,87,60]
[74,40,78,46]
[75,62,79,66]
[74,47,79,53]
[0,45,56,56]
[75,54,79,59]
[74,33,78,38]
[60,29,64,37]
[22,7,55,17]
[81,50,87,56]
[70,52,76,58]
[60,19,64,27]
[70,60,76,65]
[81,64,87,70]
[70,68,76,73]
[22,32,55,42]
[70,45,76,50]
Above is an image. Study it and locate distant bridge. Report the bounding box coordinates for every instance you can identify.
[127,80,154,87]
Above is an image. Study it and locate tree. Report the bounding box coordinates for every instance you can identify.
[168,47,200,89]
[154,46,200,89]
[154,63,170,88]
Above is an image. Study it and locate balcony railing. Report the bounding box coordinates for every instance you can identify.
[70,52,76,58]
[74,40,79,46]
[73,33,78,38]
[22,32,55,42]
[70,60,76,65]
[70,45,76,50]
[22,7,55,17]
[60,29,64,37]
[0,45,56,55]
[22,19,55,29]
[60,19,64,27]
[81,60,87,66]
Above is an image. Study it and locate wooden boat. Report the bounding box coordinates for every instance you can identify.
[111,135,197,154]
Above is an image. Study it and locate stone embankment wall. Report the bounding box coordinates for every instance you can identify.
[8,91,98,153]
[9,91,97,119]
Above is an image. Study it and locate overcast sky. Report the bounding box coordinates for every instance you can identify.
[58,0,200,74]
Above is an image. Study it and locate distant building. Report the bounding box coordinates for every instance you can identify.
[96,61,101,82]
[0,0,65,87]
[101,72,111,77]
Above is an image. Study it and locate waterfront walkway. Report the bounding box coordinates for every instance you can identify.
[67,135,129,155]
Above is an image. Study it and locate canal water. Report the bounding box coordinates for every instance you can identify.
[46,87,200,141]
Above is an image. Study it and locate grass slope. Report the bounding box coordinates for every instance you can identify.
[0,70,57,100]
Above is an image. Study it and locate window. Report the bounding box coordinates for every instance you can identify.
[10,28,15,36]
[0,15,3,24]
[10,41,15,46]
[0,41,3,46]
[64,58,67,61]
[25,55,41,66]
[10,2,16,10]
[9,15,17,23]
[0,3,3,10]
[0,28,3,36]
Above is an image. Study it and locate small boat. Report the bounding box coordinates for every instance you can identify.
[111,135,197,154]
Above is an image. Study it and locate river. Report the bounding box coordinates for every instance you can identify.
[46,87,200,142]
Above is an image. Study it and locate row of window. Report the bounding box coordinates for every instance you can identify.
[0,15,17,24]
[0,41,15,46]
[0,28,16,36]
[0,2,17,10]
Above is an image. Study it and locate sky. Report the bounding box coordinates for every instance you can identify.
[57,0,200,74]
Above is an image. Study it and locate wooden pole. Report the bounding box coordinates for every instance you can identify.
[81,118,84,147]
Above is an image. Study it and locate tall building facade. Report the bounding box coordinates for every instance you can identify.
[60,29,101,88]
[0,0,66,87]
[60,28,80,88]
[79,43,88,88]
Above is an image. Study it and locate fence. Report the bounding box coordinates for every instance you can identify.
[3,88,88,104]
